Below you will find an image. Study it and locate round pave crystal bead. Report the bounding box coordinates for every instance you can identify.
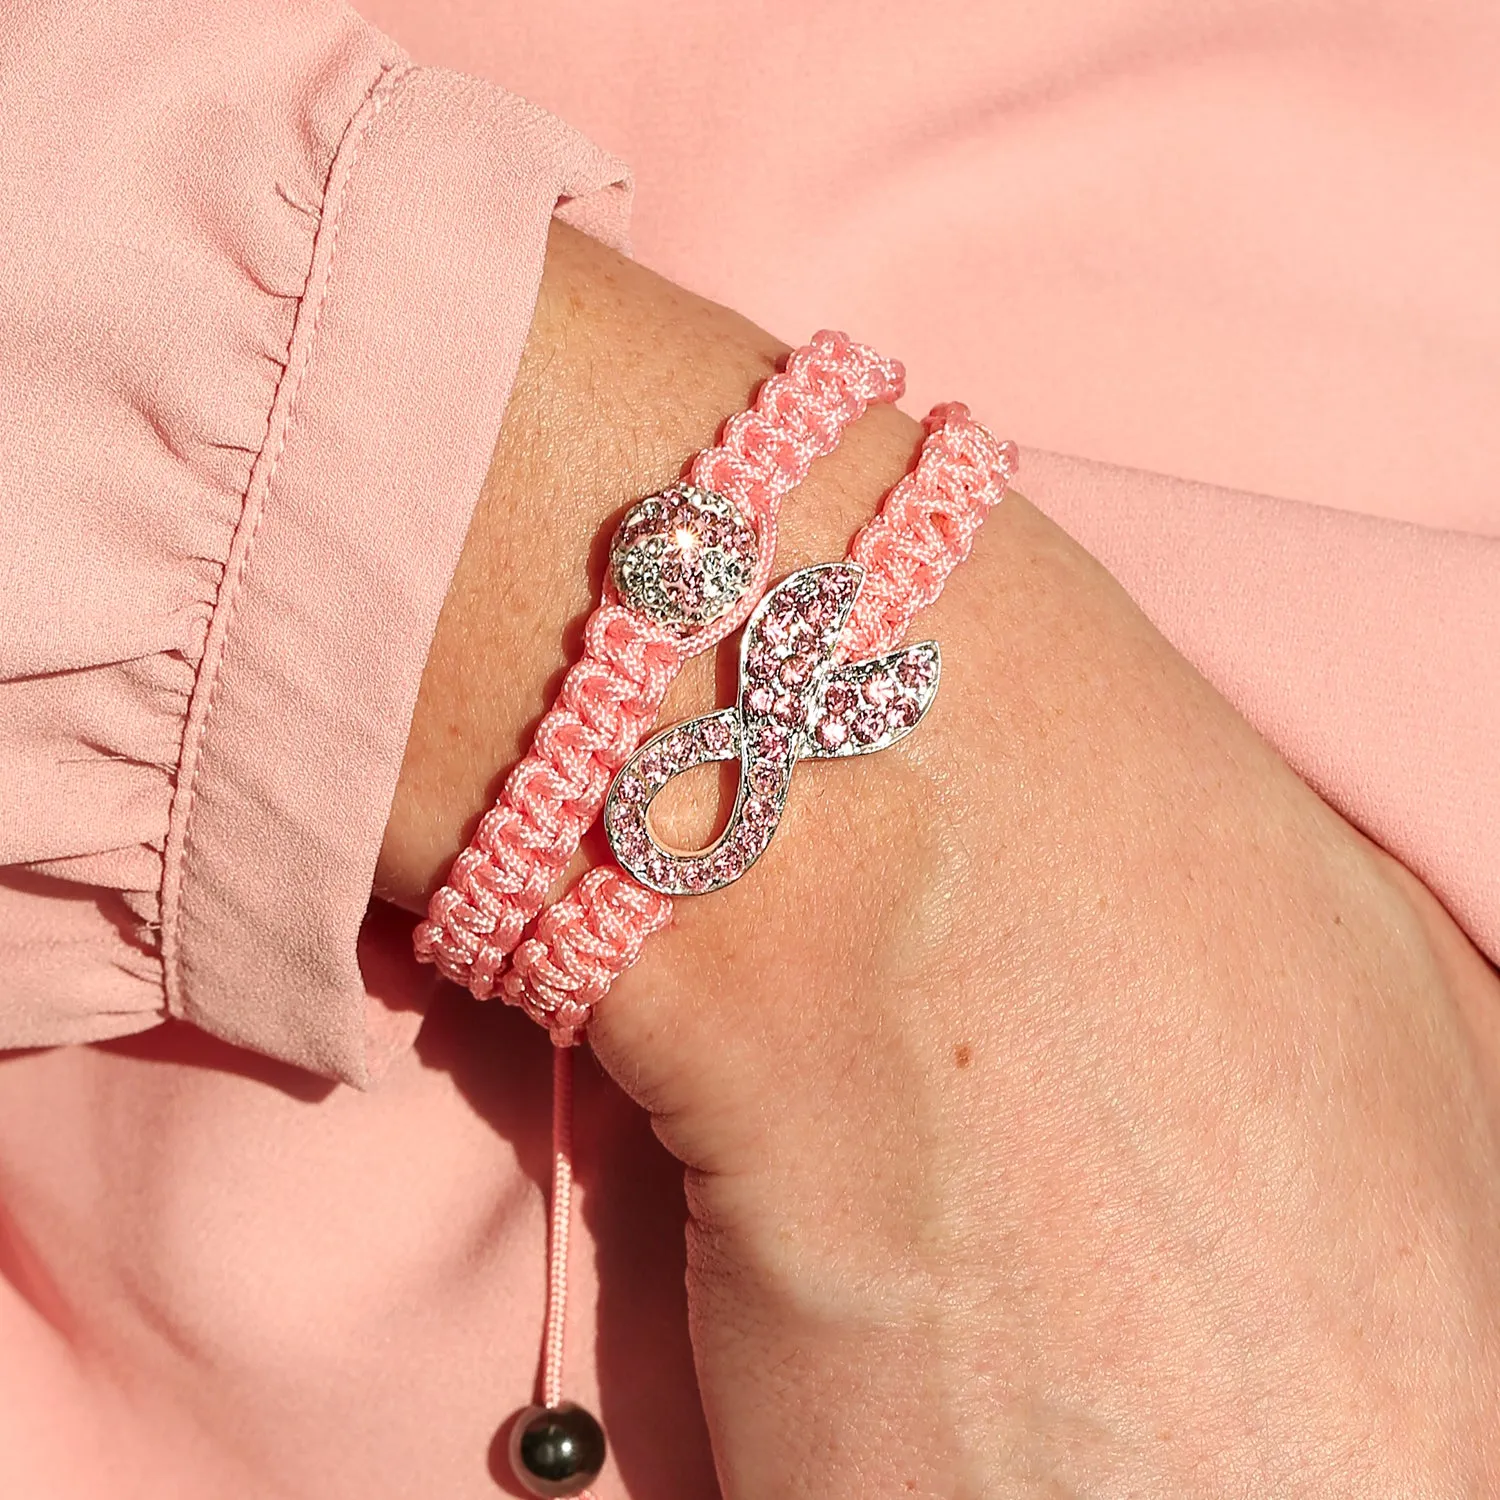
[610,484,758,634]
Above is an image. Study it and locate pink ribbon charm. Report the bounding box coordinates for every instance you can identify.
[604,563,942,897]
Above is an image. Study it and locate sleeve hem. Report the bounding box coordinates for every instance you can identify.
[161,65,631,1087]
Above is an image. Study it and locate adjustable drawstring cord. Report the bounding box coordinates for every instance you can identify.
[505,1041,603,1498]
[543,1042,575,1414]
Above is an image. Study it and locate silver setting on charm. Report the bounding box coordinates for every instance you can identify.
[604,562,942,896]
[609,482,759,634]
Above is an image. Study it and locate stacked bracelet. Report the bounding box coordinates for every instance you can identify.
[413,331,905,1015]
[412,333,1014,1500]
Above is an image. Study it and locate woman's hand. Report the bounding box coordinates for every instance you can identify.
[381,223,1500,1496]
[598,491,1500,1497]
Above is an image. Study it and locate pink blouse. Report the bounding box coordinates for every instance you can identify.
[1,1,1496,1495]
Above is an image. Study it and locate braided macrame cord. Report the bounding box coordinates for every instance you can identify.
[411,333,1014,1499]
[413,331,904,1004]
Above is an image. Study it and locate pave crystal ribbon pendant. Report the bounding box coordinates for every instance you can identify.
[605,563,941,895]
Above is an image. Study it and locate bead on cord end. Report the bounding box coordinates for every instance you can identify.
[509,1401,606,1497]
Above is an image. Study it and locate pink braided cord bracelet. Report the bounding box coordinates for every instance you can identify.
[413,332,904,998]
[421,373,1016,1498]
[503,402,1018,1038]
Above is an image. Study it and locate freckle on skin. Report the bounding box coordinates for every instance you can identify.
[954,1044,972,1069]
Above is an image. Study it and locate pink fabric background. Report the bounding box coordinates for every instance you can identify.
[1,1,1496,1495]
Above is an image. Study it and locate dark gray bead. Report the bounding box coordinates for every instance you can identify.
[508,1402,607,1498]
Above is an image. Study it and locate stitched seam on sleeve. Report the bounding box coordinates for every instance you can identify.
[160,61,418,1022]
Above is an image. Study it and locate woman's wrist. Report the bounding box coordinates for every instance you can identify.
[376,220,923,911]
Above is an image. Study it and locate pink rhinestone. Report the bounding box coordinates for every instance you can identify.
[756,726,788,759]
[888,697,921,729]
[778,653,814,688]
[760,612,794,646]
[747,647,778,683]
[683,861,714,894]
[815,717,848,750]
[709,850,740,884]
[743,795,776,828]
[862,674,895,708]
[702,718,732,753]
[736,822,768,858]
[898,653,933,688]
[614,827,648,861]
[749,761,782,795]
[642,851,671,886]
[824,682,856,718]
[614,773,645,803]
[640,751,667,783]
[746,685,774,715]
[852,709,883,745]
[772,693,802,725]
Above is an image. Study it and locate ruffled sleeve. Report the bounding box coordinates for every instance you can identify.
[0,0,630,1085]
